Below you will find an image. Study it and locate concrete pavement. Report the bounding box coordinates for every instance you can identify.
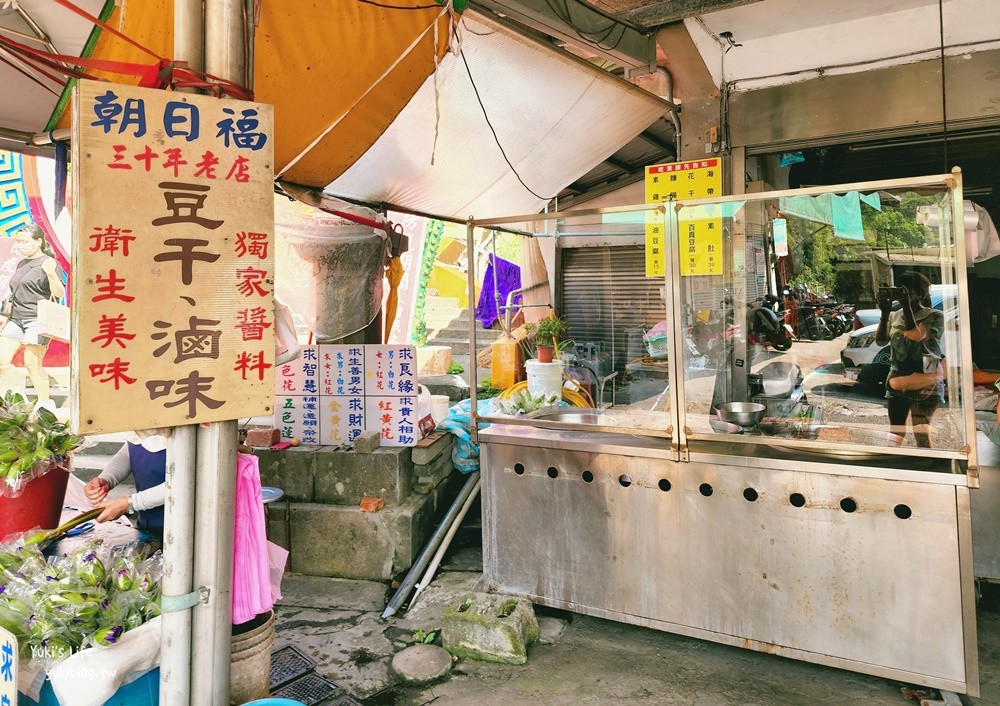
[274,544,1000,706]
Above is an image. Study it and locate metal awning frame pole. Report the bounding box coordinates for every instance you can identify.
[159,0,204,703]
[159,425,198,706]
[188,1,247,704]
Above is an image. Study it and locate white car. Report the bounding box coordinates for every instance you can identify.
[840,285,958,385]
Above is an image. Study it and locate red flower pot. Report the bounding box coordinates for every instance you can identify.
[0,463,70,543]
[535,345,554,363]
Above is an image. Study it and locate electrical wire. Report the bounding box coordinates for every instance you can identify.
[356,0,442,9]
[537,0,628,52]
[458,48,553,201]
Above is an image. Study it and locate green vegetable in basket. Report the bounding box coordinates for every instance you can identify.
[0,391,84,494]
[144,601,161,620]
[124,609,144,630]
[112,566,134,592]
[77,552,107,587]
[90,624,125,647]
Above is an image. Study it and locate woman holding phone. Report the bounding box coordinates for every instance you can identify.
[874,271,945,447]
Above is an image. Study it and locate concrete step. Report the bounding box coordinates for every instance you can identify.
[266,474,459,580]
[425,338,475,357]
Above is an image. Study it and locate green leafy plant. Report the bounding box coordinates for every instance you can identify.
[447,361,465,375]
[0,391,84,498]
[411,629,438,644]
[532,316,568,347]
[478,378,503,399]
[496,389,558,415]
[522,316,573,360]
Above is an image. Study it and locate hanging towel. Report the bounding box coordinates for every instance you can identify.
[779,191,881,241]
[232,452,274,624]
[830,192,864,240]
[475,253,522,329]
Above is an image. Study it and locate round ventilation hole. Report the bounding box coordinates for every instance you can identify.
[618,474,632,488]
[658,479,671,492]
[513,463,525,476]
[582,470,594,483]
[894,504,912,520]
[699,483,713,497]
[743,488,758,502]
[840,498,857,513]
[789,493,806,508]
[547,467,559,479]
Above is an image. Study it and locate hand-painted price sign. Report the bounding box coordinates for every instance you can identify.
[71,80,276,434]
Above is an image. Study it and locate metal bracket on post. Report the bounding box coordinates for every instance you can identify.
[161,586,211,613]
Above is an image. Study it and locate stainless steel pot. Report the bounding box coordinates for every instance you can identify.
[715,402,766,427]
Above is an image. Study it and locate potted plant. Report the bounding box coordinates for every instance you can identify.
[0,392,85,541]
[530,316,570,363]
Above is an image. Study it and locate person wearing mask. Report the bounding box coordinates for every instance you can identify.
[875,271,945,448]
[83,429,169,541]
[0,223,65,409]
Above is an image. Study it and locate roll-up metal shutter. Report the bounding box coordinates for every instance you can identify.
[558,245,668,373]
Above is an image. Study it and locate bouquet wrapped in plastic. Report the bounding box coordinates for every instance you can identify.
[0,538,162,669]
[0,392,84,499]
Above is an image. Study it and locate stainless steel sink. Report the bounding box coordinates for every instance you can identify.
[529,409,604,424]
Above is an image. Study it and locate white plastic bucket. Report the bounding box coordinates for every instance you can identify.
[431,395,450,424]
[525,360,563,400]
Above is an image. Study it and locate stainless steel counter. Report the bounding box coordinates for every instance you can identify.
[480,425,979,696]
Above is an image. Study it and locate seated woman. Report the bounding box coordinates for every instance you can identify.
[83,428,168,541]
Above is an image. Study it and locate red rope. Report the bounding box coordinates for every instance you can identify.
[54,0,163,61]
[42,0,255,99]
[0,51,64,93]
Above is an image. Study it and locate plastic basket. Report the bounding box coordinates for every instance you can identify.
[271,672,341,705]
[270,645,316,691]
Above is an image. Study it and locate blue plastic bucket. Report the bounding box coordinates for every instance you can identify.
[239,700,306,706]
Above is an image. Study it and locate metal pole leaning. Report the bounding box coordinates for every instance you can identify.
[382,471,481,619]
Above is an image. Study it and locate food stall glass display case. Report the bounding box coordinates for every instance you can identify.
[467,171,979,696]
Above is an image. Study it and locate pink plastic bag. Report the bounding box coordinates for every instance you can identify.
[232,453,274,624]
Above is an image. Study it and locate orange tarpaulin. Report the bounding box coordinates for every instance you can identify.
[55,0,455,187]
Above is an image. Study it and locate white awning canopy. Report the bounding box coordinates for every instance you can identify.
[322,12,672,221]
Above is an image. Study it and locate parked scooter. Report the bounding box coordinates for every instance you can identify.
[747,298,793,351]
[817,305,842,338]
[781,286,832,341]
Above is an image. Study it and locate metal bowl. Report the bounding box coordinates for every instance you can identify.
[710,419,742,434]
[715,402,766,427]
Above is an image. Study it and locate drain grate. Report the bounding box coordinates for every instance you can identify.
[272,672,341,705]
[323,692,364,706]
[270,644,317,691]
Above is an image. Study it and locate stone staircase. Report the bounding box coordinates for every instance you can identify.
[424,294,502,358]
